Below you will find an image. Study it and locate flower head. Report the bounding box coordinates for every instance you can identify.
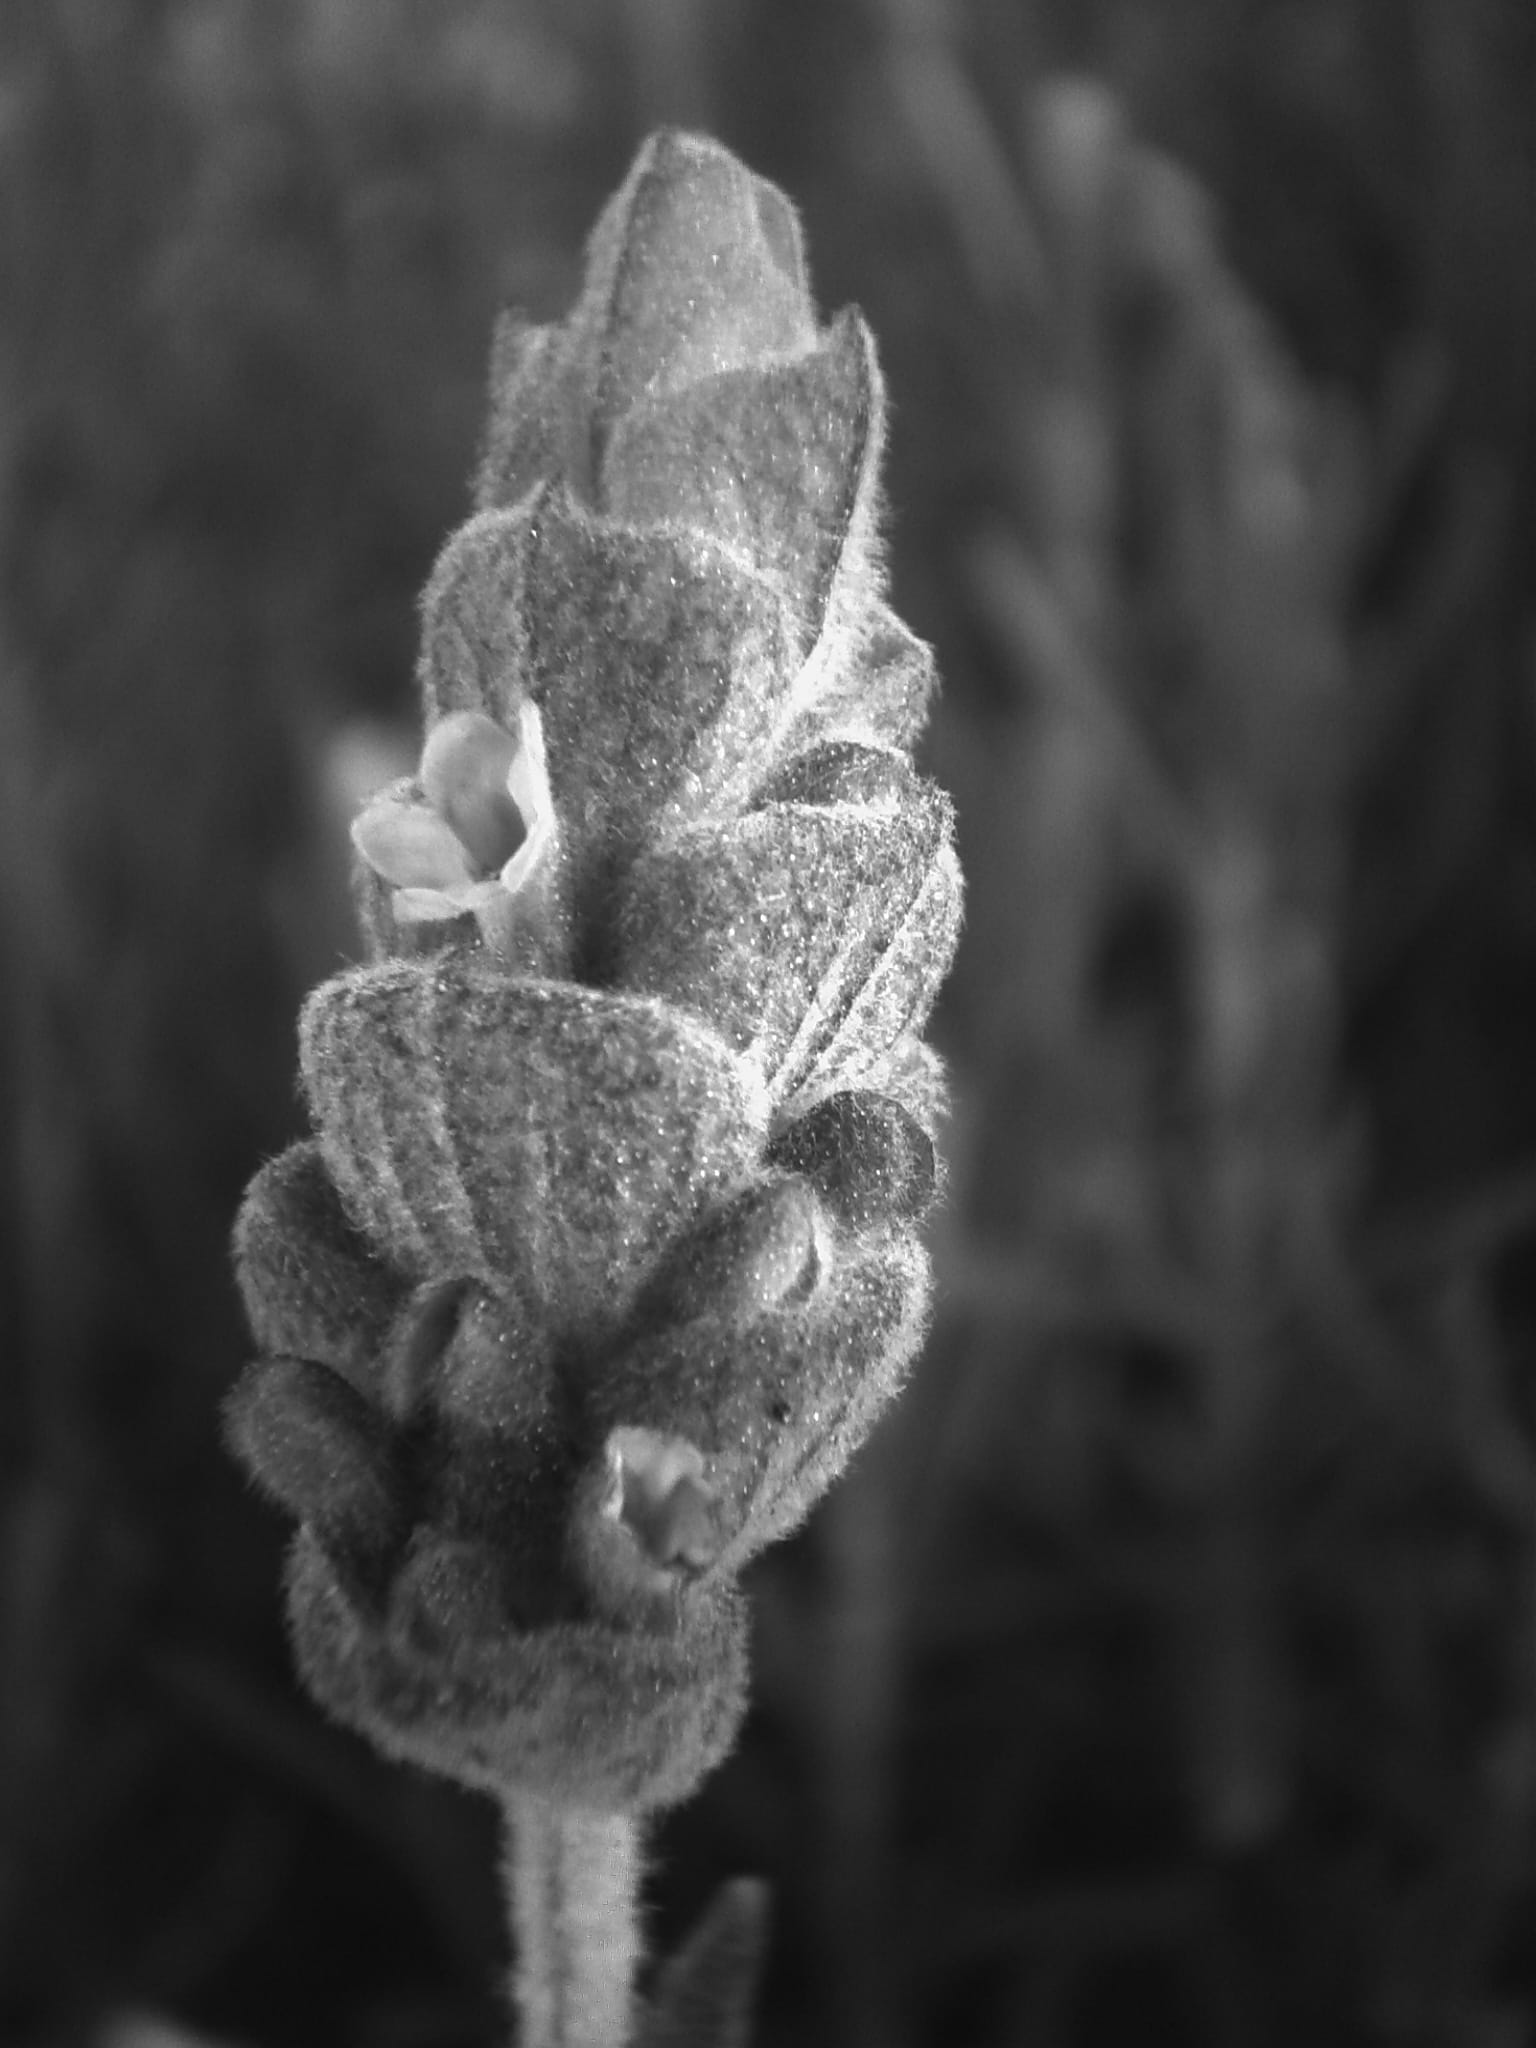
[228,129,961,1817]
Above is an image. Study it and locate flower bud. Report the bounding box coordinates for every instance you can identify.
[639,1177,828,1331]
[477,130,817,514]
[768,1090,937,1228]
[233,1143,404,1387]
[225,1355,403,1569]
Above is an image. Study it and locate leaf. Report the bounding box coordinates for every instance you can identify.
[286,1530,751,1813]
[416,497,799,885]
[579,131,816,445]
[224,1355,401,1563]
[233,1142,405,1383]
[614,794,961,1109]
[592,1234,931,1570]
[299,959,766,1331]
[603,312,883,647]
[638,1878,770,2048]
[640,1177,829,1329]
[767,1089,936,1229]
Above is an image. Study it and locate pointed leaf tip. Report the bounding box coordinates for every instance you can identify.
[584,128,818,440]
[640,1876,770,2048]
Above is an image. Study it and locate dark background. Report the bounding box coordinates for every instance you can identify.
[1,2,1533,2044]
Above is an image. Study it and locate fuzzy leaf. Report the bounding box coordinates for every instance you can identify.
[578,131,816,452]
[768,1090,937,1228]
[300,957,766,1330]
[784,605,938,752]
[614,793,962,1107]
[603,312,882,643]
[752,738,913,811]
[233,1143,405,1387]
[640,1177,829,1330]
[474,315,581,512]
[286,1528,750,1811]
[586,1235,930,1567]
[476,134,817,519]
[381,1275,554,1436]
[417,497,799,888]
[381,1279,568,1563]
[225,1355,402,1562]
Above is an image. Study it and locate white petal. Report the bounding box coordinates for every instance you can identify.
[421,710,523,872]
[500,696,558,895]
[605,1427,720,1572]
[353,794,477,891]
[390,885,470,924]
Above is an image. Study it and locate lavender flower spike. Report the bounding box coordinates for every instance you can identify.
[227,129,962,2046]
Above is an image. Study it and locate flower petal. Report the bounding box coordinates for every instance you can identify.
[353,792,477,893]
[606,1427,722,1573]
[391,884,478,924]
[500,697,557,897]
[420,710,525,874]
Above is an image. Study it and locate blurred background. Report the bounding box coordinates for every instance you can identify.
[1,1,1533,2044]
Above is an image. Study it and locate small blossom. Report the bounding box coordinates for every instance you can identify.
[350,700,556,957]
[604,1427,722,1574]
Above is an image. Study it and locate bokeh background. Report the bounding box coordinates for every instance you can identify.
[2,2,1533,2044]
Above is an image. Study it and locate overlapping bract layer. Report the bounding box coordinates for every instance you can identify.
[228,131,961,1811]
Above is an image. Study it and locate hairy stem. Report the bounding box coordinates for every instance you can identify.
[504,1797,643,2048]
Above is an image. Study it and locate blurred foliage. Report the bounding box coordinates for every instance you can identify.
[0,2,1532,2046]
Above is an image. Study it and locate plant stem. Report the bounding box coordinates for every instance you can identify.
[503,1797,643,2048]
